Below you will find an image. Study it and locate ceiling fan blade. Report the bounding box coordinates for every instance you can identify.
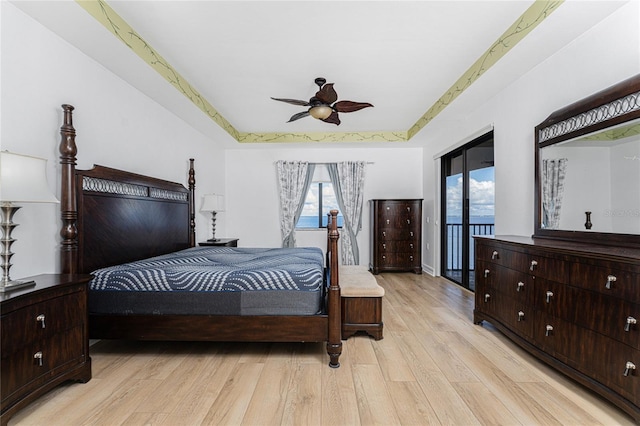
[287,111,310,122]
[333,100,374,113]
[322,111,341,125]
[315,83,338,104]
[271,97,310,106]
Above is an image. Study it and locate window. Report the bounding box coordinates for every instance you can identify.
[296,166,343,228]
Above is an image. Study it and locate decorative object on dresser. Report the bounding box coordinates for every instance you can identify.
[198,238,238,247]
[0,274,93,426]
[0,152,59,292]
[369,199,422,274]
[475,74,640,422]
[200,193,225,242]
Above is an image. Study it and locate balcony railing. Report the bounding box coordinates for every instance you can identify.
[446,223,495,271]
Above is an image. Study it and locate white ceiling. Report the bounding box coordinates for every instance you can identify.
[11,1,629,147]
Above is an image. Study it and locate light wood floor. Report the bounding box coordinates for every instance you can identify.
[10,273,636,425]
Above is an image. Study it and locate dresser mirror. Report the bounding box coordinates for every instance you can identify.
[534,74,640,247]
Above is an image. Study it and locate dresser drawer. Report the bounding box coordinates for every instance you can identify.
[376,240,418,253]
[379,201,418,217]
[535,279,639,349]
[377,252,418,268]
[1,291,85,355]
[570,263,640,300]
[480,290,534,338]
[476,244,528,271]
[1,326,84,409]
[377,228,418,241]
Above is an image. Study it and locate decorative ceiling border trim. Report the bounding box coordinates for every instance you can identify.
[76,0,561,144]
[407,0,563,140]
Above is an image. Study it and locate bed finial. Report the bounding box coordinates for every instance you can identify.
[188,158,196,247]
[60,104,78,274]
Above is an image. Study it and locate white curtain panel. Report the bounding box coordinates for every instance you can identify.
[542,158,568,229]
[275,161,315,247]
[328,161,367,265]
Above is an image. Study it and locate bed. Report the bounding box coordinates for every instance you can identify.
[58,104,342,367]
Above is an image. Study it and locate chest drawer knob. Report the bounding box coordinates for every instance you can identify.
[484,269,490,278]
[410,231,414,237]
[516,281,525,292]
[386,219,390,225]
[546,291,554,303]
[545,325,554,336]
[382,231,386,237]
[623,362,636,377]
[625,316,637,332]
[382,243,386,249]
[517,311,525,322]
[491,250,499,260]
[36,314,46,328]
[529,260,538,271]
[606,275,617,289]
[34,351,43,367]
[484,293,491,303]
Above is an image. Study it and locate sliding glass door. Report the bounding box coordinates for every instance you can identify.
[442,132,494,291]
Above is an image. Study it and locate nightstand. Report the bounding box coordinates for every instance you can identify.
[0,274,93,426]
[199,238,239,247]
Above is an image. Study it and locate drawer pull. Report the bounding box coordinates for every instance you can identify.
[606,275,617,289]
[491,250,499,260]
[484,269,490,278]
[546,291,554,303]
[386,219,390,225]
[409,244,413,249]
[382,255,386,260]
[382,231,386,237]
[516,281,524,292]
[409,256,413,261]
[382,244,386,249]
[407,206,410,212]
[407,219,411,225]
[36,314,46,328]
[484,294,490,303]
[518,311,525,322]
[625,316,637,332]
[529,260,538,271]
[545,325,554,337]
[623,362,636,377]
[410,231,414,237]
[34,351,43,367]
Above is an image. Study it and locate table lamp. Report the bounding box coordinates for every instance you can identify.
[0,151,59,292]
[200,194,225,241]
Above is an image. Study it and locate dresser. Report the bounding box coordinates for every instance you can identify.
[1,274,93,425]
[474,236,640,421]
[369,199,422,274]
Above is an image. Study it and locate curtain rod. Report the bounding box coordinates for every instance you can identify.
[275,161,375,165]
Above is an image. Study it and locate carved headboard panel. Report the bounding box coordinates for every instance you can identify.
[59,104,196,274]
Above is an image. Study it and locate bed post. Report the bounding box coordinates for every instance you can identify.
[188,158,196,247]
[59,104,78,274]
[327,209,342,367]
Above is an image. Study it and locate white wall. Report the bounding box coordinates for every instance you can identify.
[1,3,228,279]
[225,147,423,265]
[416,0,640,274]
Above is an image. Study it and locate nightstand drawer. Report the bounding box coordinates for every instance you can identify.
[1,291,85,355]
[1,326,84,409]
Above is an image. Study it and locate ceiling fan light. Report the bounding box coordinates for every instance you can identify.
[309,105,332,120]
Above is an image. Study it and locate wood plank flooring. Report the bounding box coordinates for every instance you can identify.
[10,273,636,425]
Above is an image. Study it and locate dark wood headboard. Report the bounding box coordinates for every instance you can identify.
[59,104,196,274]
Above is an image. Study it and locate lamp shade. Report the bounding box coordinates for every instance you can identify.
[201,194,225,212]
[0,151,58,203]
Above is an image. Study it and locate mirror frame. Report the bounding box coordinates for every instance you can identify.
[534,74,640,248]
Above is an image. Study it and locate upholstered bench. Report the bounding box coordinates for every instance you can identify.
[340,265,384,340]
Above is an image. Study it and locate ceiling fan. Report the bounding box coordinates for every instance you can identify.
[271,77,373,125]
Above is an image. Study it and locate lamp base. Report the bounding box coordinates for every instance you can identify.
[0,278,36,293]
[207,238,221,242]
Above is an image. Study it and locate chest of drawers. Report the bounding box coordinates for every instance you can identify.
[474,236,639,422]
[0,274,92,425]
[369,199,422,274]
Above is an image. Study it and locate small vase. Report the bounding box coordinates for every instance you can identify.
[584,211,592,230]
